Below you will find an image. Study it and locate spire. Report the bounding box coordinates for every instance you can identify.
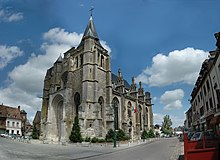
[82,15,99,40]
[55,54,62,63]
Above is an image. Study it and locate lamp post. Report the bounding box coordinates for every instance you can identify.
[113,101,117,148]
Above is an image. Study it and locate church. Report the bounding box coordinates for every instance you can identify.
[40,15,154,143]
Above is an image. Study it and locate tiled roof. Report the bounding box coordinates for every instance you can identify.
[0,104,21,120]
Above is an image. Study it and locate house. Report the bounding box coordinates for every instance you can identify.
[0,104,22,135]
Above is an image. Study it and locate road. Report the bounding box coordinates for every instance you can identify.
[84,138,178,160]
[0,137,179,160]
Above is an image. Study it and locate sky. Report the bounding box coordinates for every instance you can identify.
[0,0,220,127]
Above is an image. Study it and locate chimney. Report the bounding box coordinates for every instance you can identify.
[18,106,20,111]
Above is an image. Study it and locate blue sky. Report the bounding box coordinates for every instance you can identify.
[0,0,220,127]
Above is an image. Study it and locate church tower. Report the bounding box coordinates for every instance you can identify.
[40,15,112,143]
[40,14,153,143]
[76,15,112,137]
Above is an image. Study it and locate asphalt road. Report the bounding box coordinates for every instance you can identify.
[0,137,179,160]
[84,138,178,160]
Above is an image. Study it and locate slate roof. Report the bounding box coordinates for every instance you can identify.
[111,73,130,90]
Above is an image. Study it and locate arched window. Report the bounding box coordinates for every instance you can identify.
[80,54,83,66]
[98,97,104,119]
[74,92,80,116]
[127,101,132,118]
[139,105,142,130]
[76,56,79,68]
[61,71,68,88]
[101,55,104,68]
[112,97,119,130]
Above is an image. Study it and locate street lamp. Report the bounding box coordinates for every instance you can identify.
[113,101,118,148]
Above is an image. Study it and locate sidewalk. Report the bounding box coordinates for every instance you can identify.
[170,140,184,160]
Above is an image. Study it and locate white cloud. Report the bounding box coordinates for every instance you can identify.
[43,28,83,46]
[160,89,184,110]
[0,9,23,22]
[135,48,209,87]
[0,45,23,69]
[0,27,111,121]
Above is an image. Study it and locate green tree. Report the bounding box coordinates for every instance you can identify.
[161,115,173,135]
[148,128,155,138]
[32,124,39,139]
[141,129,148,139]
[69,116,82,143]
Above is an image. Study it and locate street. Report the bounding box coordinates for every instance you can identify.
[0,137,180,160]
[84,138,179,160]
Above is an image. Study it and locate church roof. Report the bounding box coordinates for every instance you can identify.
[111,73,130,90]
[77,15,104,50]
[83,16,99,40]
[55,54,63,63]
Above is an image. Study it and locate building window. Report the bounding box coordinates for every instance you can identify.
[17,122,19,127]
[203,85,207,96]
[200,106,204,116]
[76,56,78,68]
[209,98,213,109]
[12,122,15,127]
[80,54,83,66]
[101,55,104,68]
[200,92,203,99]
[0,112,2,117]
[7,121,10,127]
[17,130,19,135]
[206,101,209,112]
[206,80,210,91]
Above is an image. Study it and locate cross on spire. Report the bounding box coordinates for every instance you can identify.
[89,7,94,16]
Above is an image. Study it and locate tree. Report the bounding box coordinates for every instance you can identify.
[148,128,155,138]
[32,124,39,139]
[141,129,148,139]
[69,116,82,143]
[161,115,173,135]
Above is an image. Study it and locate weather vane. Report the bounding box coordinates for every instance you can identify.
[89,6,94,16]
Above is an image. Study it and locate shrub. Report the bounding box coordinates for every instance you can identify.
[85,137,91,142]
[91,137,98,143]
[97,138,105,143]
[148,129,155,138]
[32,124,39,139]
[141,129,148,139]
[117,129,126,141]
[69,116,82,143]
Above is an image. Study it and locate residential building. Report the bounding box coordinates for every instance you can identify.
[186,32,220,133]
[40,15,154,143]
[0,104,22,135]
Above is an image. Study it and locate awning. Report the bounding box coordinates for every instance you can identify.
[210,116,220,124]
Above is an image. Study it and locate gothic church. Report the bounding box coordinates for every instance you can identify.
[40,15,153,143]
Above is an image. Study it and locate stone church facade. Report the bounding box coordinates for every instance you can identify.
[40,15,153,143]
